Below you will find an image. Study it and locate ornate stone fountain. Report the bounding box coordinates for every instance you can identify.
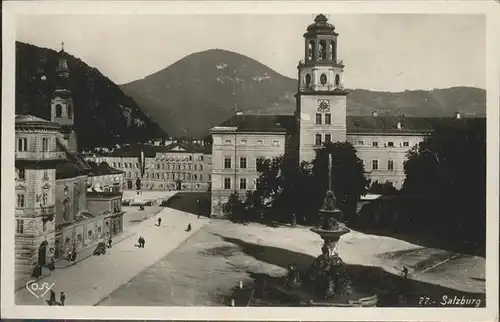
[306,153,352,300]
[246,153,379,307]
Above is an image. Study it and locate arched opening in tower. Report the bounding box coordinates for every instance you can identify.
[335,74,340,87]
[308,41,315,60]
[331,41,336,61]
[319,40,327,60]
[56,104,63,117]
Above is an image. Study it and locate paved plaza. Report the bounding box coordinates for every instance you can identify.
[15,199,485,306]
[15,206,208,305]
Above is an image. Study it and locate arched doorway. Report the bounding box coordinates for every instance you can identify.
[38,241,48,266]
[127,180,133,189]
[176,180,182,191]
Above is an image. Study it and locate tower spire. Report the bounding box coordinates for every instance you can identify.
[60,41,65,52]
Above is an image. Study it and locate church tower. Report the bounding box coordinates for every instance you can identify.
[51,42,78,152]
[296,14,347,163]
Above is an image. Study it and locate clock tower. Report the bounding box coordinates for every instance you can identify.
[295,14,347,163]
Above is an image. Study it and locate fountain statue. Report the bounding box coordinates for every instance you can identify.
[307,153,352,300]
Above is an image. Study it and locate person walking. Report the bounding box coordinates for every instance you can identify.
[157,217,162,227]
[31,265,42,280]
[137,236,142,248]
[60,292,66,306]
[49,290,56,306]
[186,223,192,232]
[141,237,146,248]
[107,237,112,248]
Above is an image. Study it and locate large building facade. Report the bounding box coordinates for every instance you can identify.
[15,46,124,276]
[210,115,292,215]
[86,142,212,192]
[209,14,477,216]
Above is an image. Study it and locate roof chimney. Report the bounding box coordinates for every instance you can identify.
[455,112,462,120]
[372,111,378,118]
[397,121,402,130]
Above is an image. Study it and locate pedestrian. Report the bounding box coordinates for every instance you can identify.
[48,257,55,271]
[141,237,146,248]
[137,236,142,248]
[31,265,42,279]
[60,292,66,306]
[108,237,112,248]
[157,217,162,227]
[49,290,56,305]
[186,223,192,232]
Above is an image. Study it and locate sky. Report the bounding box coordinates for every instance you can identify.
[16,14,485,92]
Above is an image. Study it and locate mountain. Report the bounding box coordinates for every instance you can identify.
[15,41,167,150]
[121,49,486,138]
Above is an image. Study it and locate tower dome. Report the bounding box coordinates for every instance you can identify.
[305,14,337,37]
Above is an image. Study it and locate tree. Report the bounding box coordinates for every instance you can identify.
[402,119,486,255]
[222,191,245,223]
[246,142,369,225]
[368,180,398,195]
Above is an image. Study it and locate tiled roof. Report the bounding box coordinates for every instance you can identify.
[56,161,84,179]
[87,161,124,176]
[346,116,485,134]
[100,142,211,158]
[162,142,204,154]
[214,114,485,136]
[15,114,60,130]
[214,114,296,133]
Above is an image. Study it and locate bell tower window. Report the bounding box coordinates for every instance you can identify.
[305,74,312,87]
[308,41,315,60]
[319,40,327,60]
[56,104,62,117]
[320,73,327,85]
[68,104,73,118]
[331,41,336,61]
[335,74,340,87]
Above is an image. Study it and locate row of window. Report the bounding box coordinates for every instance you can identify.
[223,138,281,147]
[356,140,411,148]
[307,39,336,61]
[16,137,51,152]
[224,156,257,169]
[314,134,413,148]
[365,159,398,171]
[16,218,48,234]
[17,191,50,208]
[137,172,207,181]
[54,103,72,118]
[113,161,204,171]
[223,177,252,190]
[315,113,332,125]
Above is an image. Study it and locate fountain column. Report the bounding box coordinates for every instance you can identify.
[308,153,351,299]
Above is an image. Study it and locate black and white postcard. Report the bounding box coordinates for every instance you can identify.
[2,1,499,321]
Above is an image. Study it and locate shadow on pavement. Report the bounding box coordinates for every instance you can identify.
[210,233,486,307]
[163,192,211,217]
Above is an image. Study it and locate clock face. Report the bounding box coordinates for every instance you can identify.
[317,99,330,112]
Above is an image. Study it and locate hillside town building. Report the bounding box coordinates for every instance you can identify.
[14,45,124,277]
[209,14,480,216]
[85,141,212,192]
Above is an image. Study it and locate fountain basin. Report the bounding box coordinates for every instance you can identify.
[318,208,343,222]
[310,226,350,239]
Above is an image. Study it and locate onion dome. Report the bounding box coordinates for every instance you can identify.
[305,14,337,36]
